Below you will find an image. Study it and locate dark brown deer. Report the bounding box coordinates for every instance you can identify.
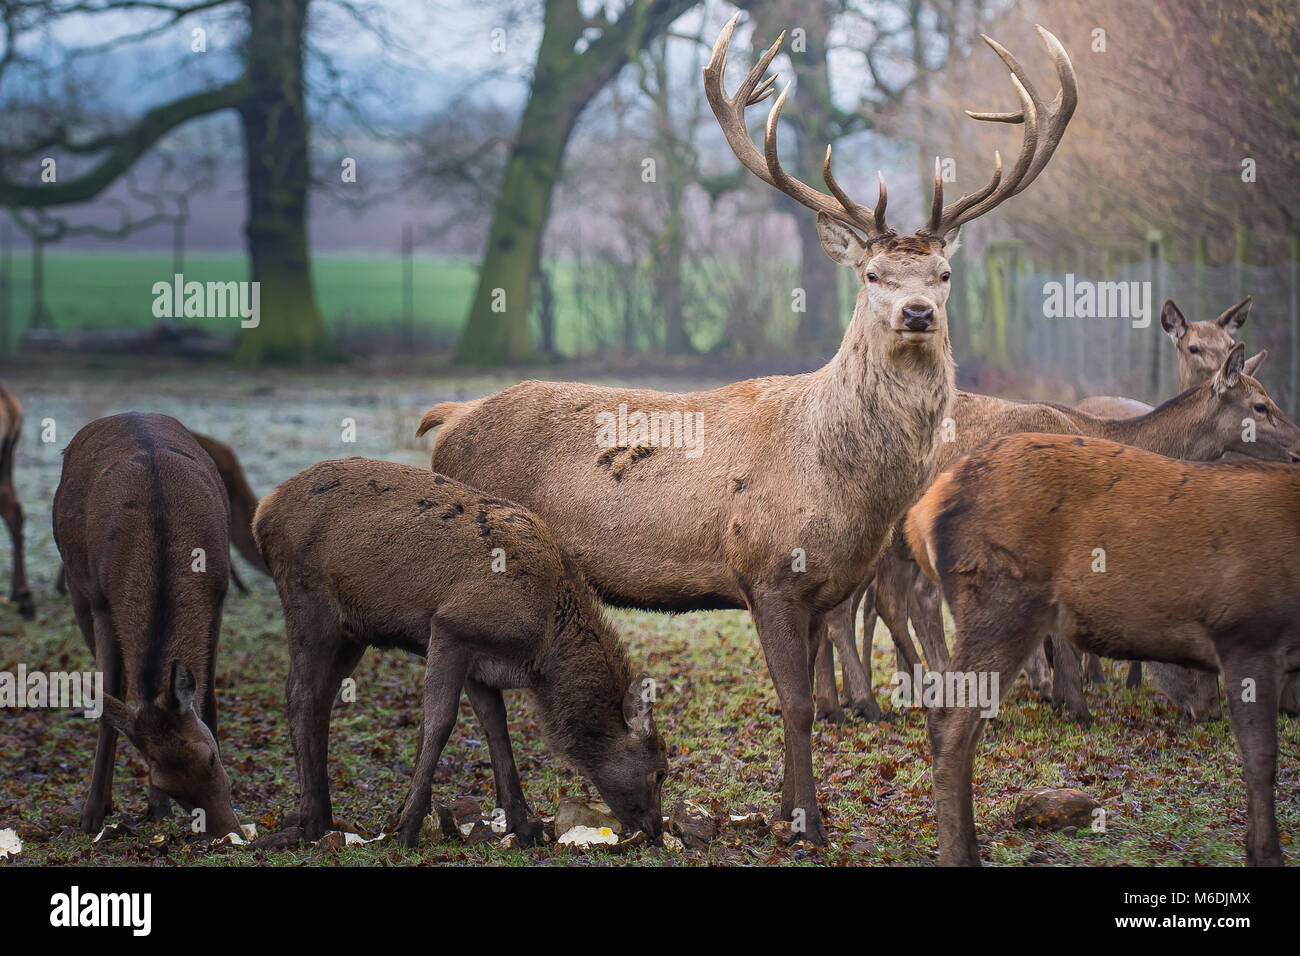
[0,384,31,618]
[53,413,241,837]
[54,428,269,597]
[907,428,1300,866]
[252,458,668,846]
[416,17,1076,843]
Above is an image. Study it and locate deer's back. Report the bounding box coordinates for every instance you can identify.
[53,413,230,702]
[254,458,564,650]
[923,433,1300,642]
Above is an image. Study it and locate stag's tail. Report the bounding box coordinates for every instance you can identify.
[416,401,473,438]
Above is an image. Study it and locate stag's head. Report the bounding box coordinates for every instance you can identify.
[704,15,1076,360]
[1161,297,1252,391]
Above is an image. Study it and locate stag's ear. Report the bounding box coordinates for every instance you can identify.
[1216,296,1252,334]
[1213,342,1246,393]
[816,213,865,267]
[1160,300,1187,340]
[1243,349,1268,378]
[159,661,197,716]
[942,228,962,257]
[622,676,655,739]
[101,694,142,749]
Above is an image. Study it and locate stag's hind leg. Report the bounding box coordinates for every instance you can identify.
[1048,633,1092,726]
[812,626,843,724]
[1219,649,1284,866]
[0,448,32,618]
[826,583,879,720]
[931,586,1052,866]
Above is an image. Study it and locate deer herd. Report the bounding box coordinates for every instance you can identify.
[5,15,1295,866]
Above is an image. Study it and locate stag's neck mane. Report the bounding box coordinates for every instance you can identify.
[798,308,955,501]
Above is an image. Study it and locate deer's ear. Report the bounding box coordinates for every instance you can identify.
[101,694,142,749]
[159,661,197,716]
[1243,349,1268,378]
[816,213,865,267]
[622,676,655,740]
[1213,342,1246,392]
[1216,296,1251,334]
[1160,300,1187,340]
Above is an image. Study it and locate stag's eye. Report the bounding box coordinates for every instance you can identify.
[866,273,879,283]
[1188,346,1200,354]
[1253,403,1268,414]
[940,272,951,282]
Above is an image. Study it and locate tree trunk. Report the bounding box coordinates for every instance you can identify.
[455,0,694,365]
[236,0,331,363]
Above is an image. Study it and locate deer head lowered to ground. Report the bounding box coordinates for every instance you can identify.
[416,15,1076,845]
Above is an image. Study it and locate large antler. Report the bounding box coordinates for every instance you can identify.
[703,13,893,242]
[919,25,1077,240]
[703,15,1077,246]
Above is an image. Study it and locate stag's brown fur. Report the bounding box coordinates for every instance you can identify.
[907,432,1300,866]
[0,384,31,618]
[52,413,239,836]
[252,458,668,846]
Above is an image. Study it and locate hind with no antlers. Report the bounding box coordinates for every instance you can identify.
[252,458,668,846]
[907,430,1300,866]
[416,16,1076,844]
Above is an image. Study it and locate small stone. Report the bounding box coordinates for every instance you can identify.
[769,820,795,843]
[13,821,50,843]
[668,799,717,849]
[661,833,685,852]
[726,812,766,833]
[556,825,619,848]
[464,821,497,846]
[447,796,482,826]
[554,797,620,836]
[1013,788,1099,832]
[499,833,520,850]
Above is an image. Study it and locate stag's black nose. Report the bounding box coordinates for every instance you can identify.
[902,305,935,332]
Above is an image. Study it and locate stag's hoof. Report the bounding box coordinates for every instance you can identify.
[80,805,108,835]
[511,816,543,847]
[815,704,846,724]
[847,697,883,721]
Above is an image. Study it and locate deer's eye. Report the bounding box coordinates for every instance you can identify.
[866,273,879,283]
[1253,403,1268,414]
[940,272,951,281]
[1188,346,1200,354]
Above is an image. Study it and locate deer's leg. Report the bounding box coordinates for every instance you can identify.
[875,560,923,689]
[910,574,950,671]
[229,564,249,596]
[1021,641,1053,698]
[1278,672,1299,717]
[1125,662,1143,689]
[395,621,470,847]
[464,679,540,846]
[827,586,880,720]
[285,610,365,842]
[0,472,31,619]
[932,587,1048,866]
[1220,650,1283,866]
[1048,633,1092,726]
[753,595,825,846]
[55,562,67,595]
[812,624,843,724]
[81,610,121,833]
[860,578,879,668]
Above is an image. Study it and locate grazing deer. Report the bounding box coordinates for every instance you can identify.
[252,459,668,846]
[0,384,32,618]
[907,428,1300,866]
[55,428,269,597]
[53,413,241,837]
[416,16,1076,844]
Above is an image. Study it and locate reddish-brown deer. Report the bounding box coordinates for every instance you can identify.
[907,427,1300,866]
[0,384,32,618]
[53,413,241,837]
[416,17,1076,843]
[253,459,668,846]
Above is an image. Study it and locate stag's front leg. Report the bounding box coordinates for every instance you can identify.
[1220,650,1283,866]
[464,678,541,846]
[81,613,121,834]
[753,596,826,846]
[395,624,470,848]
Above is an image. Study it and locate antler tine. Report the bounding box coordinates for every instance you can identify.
[925,157,944,234]
[705,14,891,239]
[823,147,891,237]
[924,26,1076,239]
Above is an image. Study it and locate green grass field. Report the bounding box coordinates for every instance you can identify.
[0,364,1295,867]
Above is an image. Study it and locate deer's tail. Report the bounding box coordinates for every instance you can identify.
[416,401,472,438]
